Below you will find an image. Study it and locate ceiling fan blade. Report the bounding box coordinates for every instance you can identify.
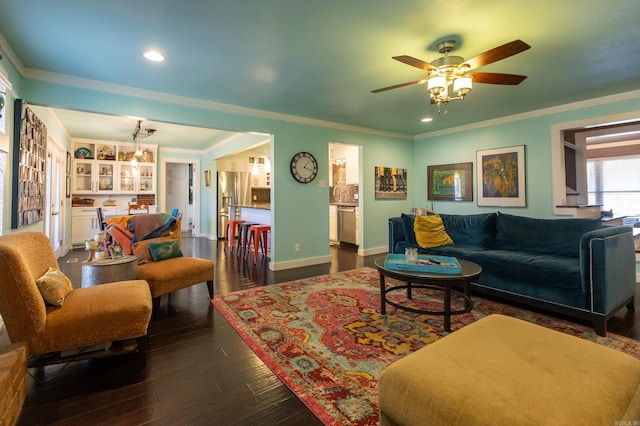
[463,39,531,70]
[371,80,424,93]
[468,72,528,85]
[392,55,437,72]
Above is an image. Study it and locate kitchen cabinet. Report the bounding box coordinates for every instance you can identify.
[329,205,338,242]
[72,140,156,195]
[73,160,116,194]
[118,162,155,193]
[71,207,117,245]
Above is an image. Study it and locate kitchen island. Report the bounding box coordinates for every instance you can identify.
[229,204,271,225]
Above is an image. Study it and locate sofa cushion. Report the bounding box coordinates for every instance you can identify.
[414,215,453,249]
[149,240,183,261]
[420,244,491,259]
[495,213,602,258]
[440,213,497,247]
[35,267,74,306]
[472,250,581,290]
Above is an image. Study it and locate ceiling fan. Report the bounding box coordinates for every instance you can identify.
[372,39,531,113]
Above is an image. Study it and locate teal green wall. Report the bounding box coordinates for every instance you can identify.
[415,98,640,219]
[5,73,639,267]
[18,78,413,266]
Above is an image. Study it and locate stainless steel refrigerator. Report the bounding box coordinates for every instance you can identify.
[217,171,252,238]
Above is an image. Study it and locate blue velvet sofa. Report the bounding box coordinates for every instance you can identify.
[388,212,636,336]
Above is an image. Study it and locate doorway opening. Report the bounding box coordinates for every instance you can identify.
[163,161,197,237]
[46,136,65,258]
[328,142,360,248]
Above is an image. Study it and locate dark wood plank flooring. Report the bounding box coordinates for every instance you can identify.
[3,237,639,425]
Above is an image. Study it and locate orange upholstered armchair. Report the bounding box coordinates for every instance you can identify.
[0,232,152,360]
[106,215,215,308]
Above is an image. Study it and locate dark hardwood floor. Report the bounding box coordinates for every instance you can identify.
[3,237,639,425]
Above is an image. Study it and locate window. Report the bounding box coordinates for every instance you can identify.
[588,156,640,216]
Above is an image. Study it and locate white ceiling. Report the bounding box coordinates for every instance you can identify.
[2,0,640,140]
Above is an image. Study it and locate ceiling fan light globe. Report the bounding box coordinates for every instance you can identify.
[427,76,446,95]
[454,77,472,97]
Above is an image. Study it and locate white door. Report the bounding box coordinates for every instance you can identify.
[166,163,189,232]
[46,138,65,258]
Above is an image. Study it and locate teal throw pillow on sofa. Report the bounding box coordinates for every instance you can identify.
[495,213,602,258]
[401,213,418,245]
[148,240,183,261]
[440,213,497,247]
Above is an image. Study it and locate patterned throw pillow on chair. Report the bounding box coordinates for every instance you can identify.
[35,267,74,306]
[148,240,184,261]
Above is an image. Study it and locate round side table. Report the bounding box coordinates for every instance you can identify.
[81,255,138,287]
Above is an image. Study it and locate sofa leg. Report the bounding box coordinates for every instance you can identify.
[592,316,607,337]
[627,295,635,312]
[206,280,214,299]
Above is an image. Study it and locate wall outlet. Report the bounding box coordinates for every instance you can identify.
[295,243,301,252]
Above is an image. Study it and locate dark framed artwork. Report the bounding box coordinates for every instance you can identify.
[476,145,526,207]
[427,162,473,201]
[375,166,407,199]
[11,99,47,228]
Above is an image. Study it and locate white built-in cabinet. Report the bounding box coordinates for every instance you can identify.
[71,207,117,244]
[329,205,338,242]
[71,139,158,246]
[71,205,158,245]
[72,140,157,195]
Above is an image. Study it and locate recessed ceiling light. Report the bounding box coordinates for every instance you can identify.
[421,117,433,123]
[143,50,165,62]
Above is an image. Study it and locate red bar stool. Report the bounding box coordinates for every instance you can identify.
[225,220,246,248]
[245,225,271,264]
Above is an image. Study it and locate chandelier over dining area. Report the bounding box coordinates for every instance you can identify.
[131,120,155,175]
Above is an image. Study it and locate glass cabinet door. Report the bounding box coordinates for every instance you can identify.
[96,162,115,193]
[138,164,154,192]
[73,161,93,193]
[118,163,136,192]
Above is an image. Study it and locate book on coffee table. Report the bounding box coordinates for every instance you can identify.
[384,253,462,275]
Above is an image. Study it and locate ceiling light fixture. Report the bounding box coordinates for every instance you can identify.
[421,117,433,123]
[143,50,165,62]
[131,120,156,175]
[425,40,472,115]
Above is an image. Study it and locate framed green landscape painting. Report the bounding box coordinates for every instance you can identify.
[427,162,473,201]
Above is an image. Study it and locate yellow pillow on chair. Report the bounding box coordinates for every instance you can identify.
[414,215,453,249]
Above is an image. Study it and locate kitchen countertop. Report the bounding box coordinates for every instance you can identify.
[230,203,271,210]
[330,203,359,207]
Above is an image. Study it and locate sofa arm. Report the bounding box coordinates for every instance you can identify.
[580,226,636,314]
[388,217,405,254]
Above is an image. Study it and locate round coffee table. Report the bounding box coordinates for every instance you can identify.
[374,255,482,332]
[81,255,138,287]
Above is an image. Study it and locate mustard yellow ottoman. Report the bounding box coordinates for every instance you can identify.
[379,314,640,425]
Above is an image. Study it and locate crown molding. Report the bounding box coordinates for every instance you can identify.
[21,67,413,140]
[415,89,640,140]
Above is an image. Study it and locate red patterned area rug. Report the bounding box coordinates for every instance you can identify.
[212,267,640,426]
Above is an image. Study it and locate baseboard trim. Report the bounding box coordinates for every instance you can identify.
[359,245,387,257]
[271,255,332,271]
